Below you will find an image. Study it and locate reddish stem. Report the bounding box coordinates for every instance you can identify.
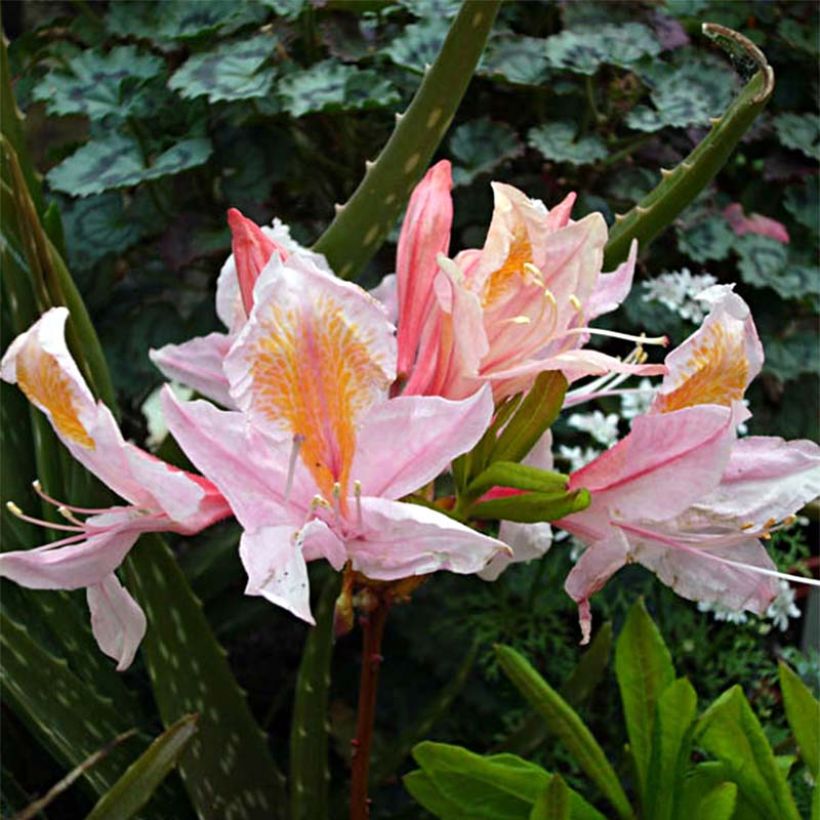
[349,597,389,820]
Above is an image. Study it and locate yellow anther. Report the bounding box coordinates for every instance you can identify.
[506,316,531,325]
[740,522,756,530]
[569,294,583,312]
[544,289,557,307]
[6,501,23,517]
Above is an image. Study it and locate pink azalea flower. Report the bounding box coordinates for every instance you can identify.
[0,308,231,669]
[559,286,820,641]
[162,249,510,623]
[150,209,330,407]
[384,161,665,401]
[724,202,790,244]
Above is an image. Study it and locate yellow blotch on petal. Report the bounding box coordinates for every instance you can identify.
[655,323,748,413]
[481,227,533,307]
[249,296,388,502]
[17,352,95,448]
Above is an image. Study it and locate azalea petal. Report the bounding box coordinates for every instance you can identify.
[149,332,235,408]
[564,529,630,643]
[226,253,396,500]
[0,517,141,589]
[352,385,493,500]
[299,518,347,571]
[724,203,790,244]
[348,496,509,580]
[239,526,314,623]
[479,521,552,581]
[396,160,453,377]
[653,284,763,413]
[586,240,637,320]
[370,273,398,324]
[566,404,737,533]
[87,573,147,671]
[161,388,306,530]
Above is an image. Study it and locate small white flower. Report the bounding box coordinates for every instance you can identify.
[620,378,656,420]
[766,581,801,632]
[141,382,193,450]
[642,268,718,323]
[697,599,749,625]
[567,411,620,447]
[558,445,601,472]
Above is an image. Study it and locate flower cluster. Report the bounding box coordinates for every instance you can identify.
[2,161,818,667]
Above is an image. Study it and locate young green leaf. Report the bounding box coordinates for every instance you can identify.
[495,645,633,819]
[645,678,698,820]
[694,782,737,820]
[778,661,819,777]
[695,685,800,820]
[614,599,675,802]
[530,774,571,820]
[403,769,464,818]
[466,462,568,500]
[290,574,339,820]
[85,715,198,820]
[469,488,590,524]
[313,0,501,279]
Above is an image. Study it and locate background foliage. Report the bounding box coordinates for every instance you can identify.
[2,0,818,817]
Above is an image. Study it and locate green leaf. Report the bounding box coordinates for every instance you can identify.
[469,488,590,524]
[531,774,570,820]
[290,575,339,820]
[479,34,551,86]
[32,46,164,121]
[544,23,660,75]
[466,462,568,500]
[491,372,568,465]
[778,661,820,776]
[449,117,523,186]
[645,678,698,820]
[695,685,800,820]
[86,715,198,820]
[528,122,607,166]
[169,34,279,102]
[314,0,501,279]
[407,742,606,820]
[694,782,737,820]
[676,216,735,263]
[495,645,633,819]
[773,112,820,160]
[47,134,213,197]
[763,329,820,382]
[783,179,819,234]
[382,18,450,73]
[278,60,399,118]
[604,30,774,268]
[123,536,288,819]
[614,599,675,803]
[737,236,819,300]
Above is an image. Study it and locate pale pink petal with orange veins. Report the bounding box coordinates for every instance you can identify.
[299,518,347,571]
[239,526,314,624]
[653,284,763,414]
[161,388,308,531]
[87,573,147,671]
[586,240,638,320]
[396,160,453,377]
[352,386,493,500]
[543,191,577,232]
[149,332,235,408]
[348,497,509,580]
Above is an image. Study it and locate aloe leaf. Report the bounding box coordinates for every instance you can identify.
[313,0,501,279]
[372,642,477,784]
[614,599,674,803]
[645,678,697,820]
[123,536,288,820]
[778,661,820,776]
[530,774,570,820]
[86,715,198,820]
[15,729,137,820]
[290,574,339,820]
[604,24,775,269]
[695,685,800,820]
[496,623,613,757]
[495,644,633,819]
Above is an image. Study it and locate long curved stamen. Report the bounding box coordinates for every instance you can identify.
[6,501,84,532]
[354,480,363,528]
[331,482,342,526]
[31,479,112,514]
[558,327,669,346]
[58,506,85,526]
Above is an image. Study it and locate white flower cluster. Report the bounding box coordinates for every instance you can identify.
[642,268,718,323]
[698,581,801,632]
[559,410,621,472]
[620,378,656,420]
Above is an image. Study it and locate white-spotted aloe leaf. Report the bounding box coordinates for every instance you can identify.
[604,24,775,269]
[313,0,501,279]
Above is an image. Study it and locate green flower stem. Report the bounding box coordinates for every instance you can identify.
[604,24,774,269]
[313,0,500,280]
